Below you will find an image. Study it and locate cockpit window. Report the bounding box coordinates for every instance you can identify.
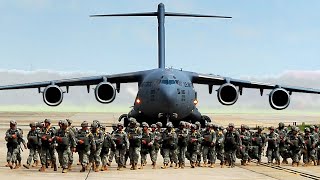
[161,80,176,85]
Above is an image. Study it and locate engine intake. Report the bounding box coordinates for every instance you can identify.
[43,85,63,106]
[95,82,116,104]
[269,88,290,110]
[217,83,239,105]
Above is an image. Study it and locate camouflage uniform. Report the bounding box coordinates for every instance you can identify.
[90,122,104,172]
[238,125,251,166]
[313,125,320,165]
[107,124,117,165]
[176,122,188,168]
[286,127,303,166]
[140,123,155,169]
[161,122,178,169]
[276,122,290,164]
[195,122,203,166]
[76,121,95,172]
[188,125,202,168]
[202,124,216,168]
[249,126,266,164]
[224,123,241,168]
[23,122,40,169]
[112,123,129,170]
[5,120,26,169]
[302,128,317,166]
[150,124,161,168]
[100,130,115,171]
[127,119,142,170]
[38,119,57,172]
[66,119,77,168]
[216,126,225,167]
[266,126,280,165]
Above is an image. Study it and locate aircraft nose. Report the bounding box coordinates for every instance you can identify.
[159,84,176,109]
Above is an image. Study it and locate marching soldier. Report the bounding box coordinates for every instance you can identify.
[224,123,241,168]
[276,122,289,164]
[176,121,188,168]
[112,123,129,170]
[5,120,27,169]
[76,121,95,172]
[202,123,216,168]
[313,125,320,165]
[90,121,104,172]
[302,127,317,166]
[161,122,178,169]
[194,121,203,167]
[216,126,225,168]
[66,119,77,169]
[107,124,117,166]
[140,122,154,169]
[266,126,280,165]
[286,127,303,167]
[23,122,40,169]
[100,126,115,171]
[150,124,161,169]
[188,124,202,168]
[249,126,266,165]
[38,119,57,172]
[239,124,251,166]
[127,119,142,170]
[55,120,76,173]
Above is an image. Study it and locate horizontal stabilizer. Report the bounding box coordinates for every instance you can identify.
[91,12,231,19]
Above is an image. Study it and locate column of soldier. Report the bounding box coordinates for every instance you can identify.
[4,118,320,173]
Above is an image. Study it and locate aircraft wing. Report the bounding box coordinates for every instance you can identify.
[0,70,151,90]
[189,72,320,94]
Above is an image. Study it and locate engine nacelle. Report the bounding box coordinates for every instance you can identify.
[217,83,239,105]
[95,82,116,104]
[43,85,63,106]
[269,88,290,110]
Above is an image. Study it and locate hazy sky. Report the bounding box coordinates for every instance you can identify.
[1,0,320,77]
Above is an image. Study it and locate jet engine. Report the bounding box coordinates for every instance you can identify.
[43,85,64,106]
[217,83,239,105]
[95,82,116,104]
[269,88,290,110]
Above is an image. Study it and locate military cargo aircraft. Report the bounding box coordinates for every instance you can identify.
[1,3,320,127]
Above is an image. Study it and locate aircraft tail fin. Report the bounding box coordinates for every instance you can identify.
[91,3,231,69]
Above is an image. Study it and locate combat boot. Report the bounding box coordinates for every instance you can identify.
[94,165,100,172]
[62,168,68,173]
[210,163,215,168]
[203,161,207,167]
[53,163,57,171]
[117,165,122,171]
[39,165,46,172]
[276,160,280,166]
[303,163,308,167]
[174,163,179,169]
[161,163,167,169]
[80,165,86,172]
[282,159,288,164]
[181,163,185,169]
[220,162,225,168]
[32,160,39,167]
[92,162,96,171]
[313,160,317,166]
[139,164,144,169]
[14,163,20,169]
[169,162,173,167]
[130,163,134,170]
[292,162,297,167]
[23,164,30,169]
[191,162,196,168]
[133,163,138,170]
[152,162,156,169]
[68,163,72,171]
[104,165,108,171]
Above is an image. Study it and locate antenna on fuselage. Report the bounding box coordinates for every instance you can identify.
[90,3,231,69]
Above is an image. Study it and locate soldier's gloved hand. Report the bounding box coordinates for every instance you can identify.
[142,140,147,144]
[148,142,153,146]
[78,140,84,144]
[12,134,17,139]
